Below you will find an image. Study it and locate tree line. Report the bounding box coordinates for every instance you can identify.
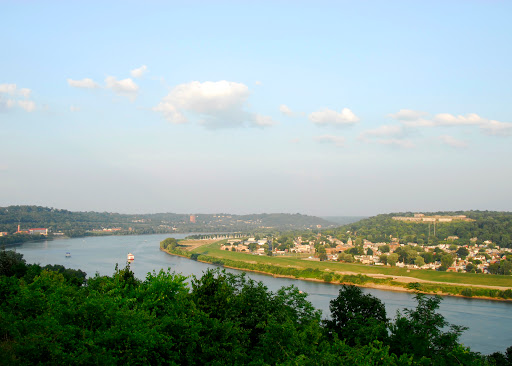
[323,211,512,248]
[1,249,510,365]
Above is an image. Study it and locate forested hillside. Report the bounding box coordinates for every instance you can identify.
[0,206,335,237]
[326,211,512,247]
[1,249,509,365]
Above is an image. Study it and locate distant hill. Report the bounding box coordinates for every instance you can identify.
[0,206,336,236]
[321,216,367,225]
[327,211,512,248]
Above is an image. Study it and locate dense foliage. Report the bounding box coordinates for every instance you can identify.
[1,249,510,365]
[325,211,512,248]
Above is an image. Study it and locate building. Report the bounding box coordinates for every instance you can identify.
[29,228,48,235]
[190,215,196,223]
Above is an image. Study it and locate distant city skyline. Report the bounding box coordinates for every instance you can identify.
[1,1,511,216]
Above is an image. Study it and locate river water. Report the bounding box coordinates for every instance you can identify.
[12,233,512,355]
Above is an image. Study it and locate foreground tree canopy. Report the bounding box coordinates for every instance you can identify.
[0,250,510,365]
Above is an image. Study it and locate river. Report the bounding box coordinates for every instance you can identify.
[11,233,512,355]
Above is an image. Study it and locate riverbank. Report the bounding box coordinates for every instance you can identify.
[160,239,512,301]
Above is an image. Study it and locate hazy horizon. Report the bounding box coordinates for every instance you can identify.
[2,2,511,217]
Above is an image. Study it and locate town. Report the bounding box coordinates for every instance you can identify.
[220,233,512,275]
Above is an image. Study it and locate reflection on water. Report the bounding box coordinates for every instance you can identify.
[13,233,512,355]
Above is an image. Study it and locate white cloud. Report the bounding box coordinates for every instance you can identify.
[376,139,414,148]
[309,107,359,126]
[70,105,80,112]
[130,65,147,78]
[279,104,293,116]
[439,135,468,148]
[0,83,17,95]
[253,114,278,127]
[19,88,31,98]
[153,102,187,124]
[434,113,484,126]
[0,98,13,111]
[105,76,139,100]
[359,125,403,140]
[67,78,100,89]
[154,80,270,129]
[389,109,428,121]
[255,81,262,85]
[481,120,512,136]
[18,100,36,112]
[315,135,345,147]
[389,109,512,137]
[0,83,32,98]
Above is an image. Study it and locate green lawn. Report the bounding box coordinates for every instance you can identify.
[191,242,512,288]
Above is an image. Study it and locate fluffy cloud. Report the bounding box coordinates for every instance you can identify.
[105,76,139,100]
[309,108,359,126]
[153,102,187,124]
[279,104,293,116]
[253,114,278,127]
[153,80,274,129]
[388,109,428,121]
[0,98,14,111]
[17,100,36,112]
[67,78,100,89]
[434,113,484,126]
[0,83,32,98]
[19,88,31,98]
[0,83,34,112]
[481,120,512,136]
[314,135,345,147]
[130,65,147,78]
[390,109,512,136]
[359,125,403,140]
[439,135,468,148]
[0,83,17,95]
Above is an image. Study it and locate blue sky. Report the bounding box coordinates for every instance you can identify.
[1,1,511,216]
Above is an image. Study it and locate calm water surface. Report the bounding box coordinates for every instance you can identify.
[13,233,512,355]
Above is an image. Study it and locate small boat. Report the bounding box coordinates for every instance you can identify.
[65,252,71,258]
[127,253,134,261]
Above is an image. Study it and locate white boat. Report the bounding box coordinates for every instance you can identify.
[127,253,134,261]
[65,252,71,258]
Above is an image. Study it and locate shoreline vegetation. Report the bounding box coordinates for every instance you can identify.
[161,238,512,301]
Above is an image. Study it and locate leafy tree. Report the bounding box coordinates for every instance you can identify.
[466,263,476,273]
[389,293,473,364]
[388,253,399,266]
[440,254,454,271]
[420,251,434,264]
[338,253,354,263]
[324,285,388,346]
[380,244,390,253]
[457,247,470,259]
[0,249,27,277]
[414,256,425,268]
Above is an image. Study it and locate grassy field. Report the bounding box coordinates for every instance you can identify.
[189,242,512,288]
